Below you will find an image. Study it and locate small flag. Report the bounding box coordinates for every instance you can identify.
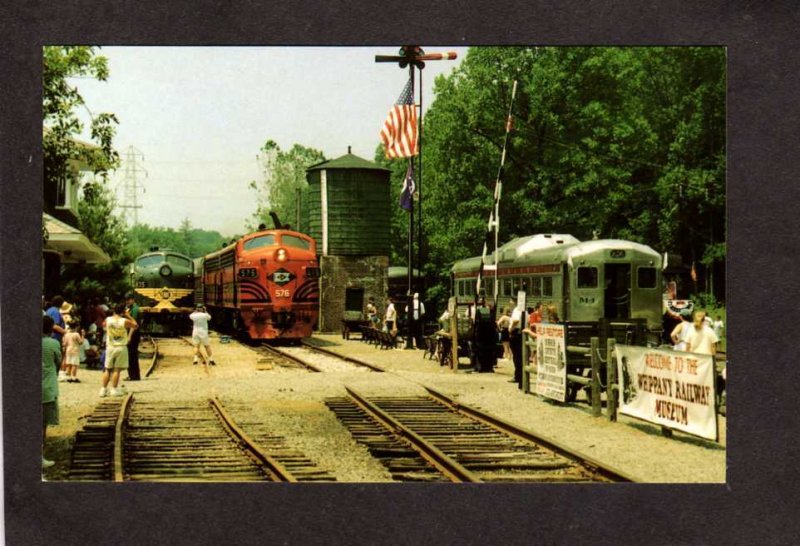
[380,78,418,159]
[690,261,697,282]
[400,161,415,211]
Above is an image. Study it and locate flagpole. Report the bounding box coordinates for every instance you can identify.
[417,65,423,310]
[405,63,415,350]
[375,46,456,350]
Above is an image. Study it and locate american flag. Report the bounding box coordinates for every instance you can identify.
[380,78,418,159]
[400,161,415,211]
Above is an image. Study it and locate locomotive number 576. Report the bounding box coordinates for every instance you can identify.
[275,289,291,298]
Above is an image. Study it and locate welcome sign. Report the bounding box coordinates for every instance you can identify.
[615,345,717,441]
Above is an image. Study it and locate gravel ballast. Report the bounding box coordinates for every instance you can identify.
[43,332,726,483]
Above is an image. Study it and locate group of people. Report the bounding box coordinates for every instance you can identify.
[669,309,722,356]
[41,294,221,469]
[42,294,140,469]
[364,294,427,348]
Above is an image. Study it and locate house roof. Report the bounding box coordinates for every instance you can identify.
[43,213,111,264]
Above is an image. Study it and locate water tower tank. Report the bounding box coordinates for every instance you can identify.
[305,150,391,256]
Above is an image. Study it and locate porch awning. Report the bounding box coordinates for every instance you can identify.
[43,213,111,265]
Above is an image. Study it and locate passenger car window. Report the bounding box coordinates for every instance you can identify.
[638,267,657,289]
[577,267,598,288]
[543,277,553,296]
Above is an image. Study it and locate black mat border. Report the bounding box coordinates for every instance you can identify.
[2,1,798,544]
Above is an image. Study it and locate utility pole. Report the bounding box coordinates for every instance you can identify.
[117,145,147,226]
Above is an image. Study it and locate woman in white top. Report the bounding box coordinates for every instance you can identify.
[670,309,693,351]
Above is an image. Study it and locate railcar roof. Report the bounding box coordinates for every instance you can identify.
[561,239,661,265]
[451,234,580,273]
[452,235,661,273]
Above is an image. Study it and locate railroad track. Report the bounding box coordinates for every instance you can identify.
[301,340,385,372]
[68,395,334,482]
[326,386,634,483]
[141,336,160,377]
[254,343,380,373]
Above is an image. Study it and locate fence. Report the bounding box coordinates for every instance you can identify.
[521,321,725,439]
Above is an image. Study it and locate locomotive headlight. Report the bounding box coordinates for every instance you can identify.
[275,248,288,262]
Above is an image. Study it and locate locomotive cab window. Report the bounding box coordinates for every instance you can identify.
[637,266,657,289]
[577,267,598,288]
[136,255,163,268]
[243,234,276,251]
[280,234,311,250]
[166,255,191,269]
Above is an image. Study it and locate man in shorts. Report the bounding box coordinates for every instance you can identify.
[100,302,138,397]
[190,304,216,365]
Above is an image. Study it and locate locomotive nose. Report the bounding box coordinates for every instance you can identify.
[271,310,295,329]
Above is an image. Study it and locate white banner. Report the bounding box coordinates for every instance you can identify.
[615,345,717,441]
[534,324,567,402]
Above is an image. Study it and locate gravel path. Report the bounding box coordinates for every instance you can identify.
[43,332,726,483]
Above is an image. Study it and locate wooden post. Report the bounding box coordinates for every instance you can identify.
[590,337,601,417]
[521,329,529,394]
[449,313,458,372]
[606,338,617,422]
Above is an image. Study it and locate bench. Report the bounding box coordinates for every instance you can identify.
[359,327,400,349]
[342,319,371,340]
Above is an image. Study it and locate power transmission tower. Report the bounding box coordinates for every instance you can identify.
[117,146,147,226]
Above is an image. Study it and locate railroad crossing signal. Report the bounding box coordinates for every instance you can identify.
[374,45,458,69]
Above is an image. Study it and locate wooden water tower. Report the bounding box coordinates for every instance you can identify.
[304,148,390,332]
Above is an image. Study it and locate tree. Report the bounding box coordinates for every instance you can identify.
[125,223,226,258]
[416,46,725,302]
[249,140,326,230]
[61,181,132,300]
[43,46,119,186]
[44,46,127,301]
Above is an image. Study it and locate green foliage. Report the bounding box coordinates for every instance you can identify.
[249,140,326,230]
[44,46,128,301]
[61,182,131,300]
[43,46,120,184]
[411,46,725,302]
[126,222,227,258]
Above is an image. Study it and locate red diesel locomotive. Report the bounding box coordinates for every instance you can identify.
[201,228,320,340]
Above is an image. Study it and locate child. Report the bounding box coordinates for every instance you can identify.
[62,320,84,383]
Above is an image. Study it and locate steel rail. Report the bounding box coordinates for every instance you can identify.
[143,336,160,377]
[345,386,479,483]
[261,344,322,372]
[112,393,135,482]
[208,397,298,482]
[300,340,385,372]
[423,386,636,483]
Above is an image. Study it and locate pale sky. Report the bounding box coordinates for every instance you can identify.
[71,46,467,236]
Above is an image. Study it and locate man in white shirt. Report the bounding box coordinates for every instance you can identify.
[190,304,216,366]
[405,293,426,348]
[384,298,397,333]
[509,304,524,387]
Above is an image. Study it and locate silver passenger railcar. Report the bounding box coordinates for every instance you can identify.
[451,234,663,339]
